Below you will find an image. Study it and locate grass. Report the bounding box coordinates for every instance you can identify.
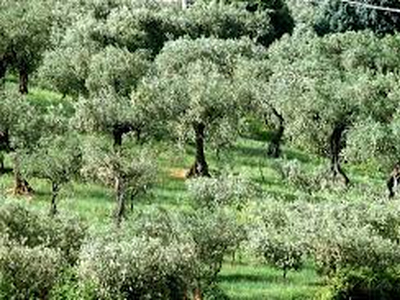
[220,262,325,300]
[0,84,390,299]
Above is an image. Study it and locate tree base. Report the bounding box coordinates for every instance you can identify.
[13,179,34,196]
[186,162,210,178]
[267,143,281,158]
[193,288,202,300]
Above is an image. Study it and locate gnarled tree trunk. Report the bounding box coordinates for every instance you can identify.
[267,107,284,158]
[329,122,349,186]
[13,155,33,195]
[186,122,210,178]
[112,123,133,148]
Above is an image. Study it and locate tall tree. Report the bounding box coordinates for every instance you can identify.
[74,46,150,147]
[138,38,262,177]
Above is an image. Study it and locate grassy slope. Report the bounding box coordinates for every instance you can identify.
[0,83,388,299]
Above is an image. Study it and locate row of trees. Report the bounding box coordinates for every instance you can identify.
[0,0,292,220]
[2,0,400,216]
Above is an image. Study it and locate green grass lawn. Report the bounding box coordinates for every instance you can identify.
[220,261,325,300]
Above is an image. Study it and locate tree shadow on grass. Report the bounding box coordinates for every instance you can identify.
[219,273,287,284]
[0,167,13,176]
[284,149,316,165]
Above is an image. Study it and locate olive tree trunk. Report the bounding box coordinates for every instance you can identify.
[0,154,3,172]
[114,176,125,226]
[267,107,284,158]
[50,182,60,216]
[19,67,29,95]
[187,122,210,178]
[112,123,133,148]
[329,122,349,186]
[13,155,33,195]
[193,287,202,300]
[0,59,7,87]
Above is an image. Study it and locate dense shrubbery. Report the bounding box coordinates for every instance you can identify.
[79,235,195,299]
[0,204,87,265]
[77,206,243,299]
[187,175,260,209]
[249,199,400,297]
[0,241,63,300]
[0,204,87,298]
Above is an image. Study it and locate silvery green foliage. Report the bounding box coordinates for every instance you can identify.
[248,200,306,277]
[187,175,260,210]
[187,208,246,284]
[21,135,82,187]
[155,37,265,77]
[133,207,245,285]
[128,206,188,243]
[250,199,400,278]
[267,31,400,156]
[0,0,53,73]
[174,1,277,46]
[38,14,101,97]
[38,46,92,97]
[74,89,135,136]
[79,234,196,299]
[272,159,331,193]
[0,241,63,300]
[0,204,87,265]
[80,207,243,297]
[160,59,238,146]
[86,46,150,97]
[82,141,157,195]
[0,204,87,299]
[344,118,398,170]
[0,90,44,151]
[141,38,264,149]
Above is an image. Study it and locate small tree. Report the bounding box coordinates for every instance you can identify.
[21,135,82,216]
[86,46,150,98]
[235,57,287,157]
[83,142,157,225]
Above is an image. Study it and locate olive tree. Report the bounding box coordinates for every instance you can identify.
[82,142,157,225]
[39,0,292,100]
[0,0,53,94]
[73,45,150,146]
[21,135,82,215]
[137,38,262,177]
[0,90,45,194]
[267,32,400,185]
[234,58,287,157]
